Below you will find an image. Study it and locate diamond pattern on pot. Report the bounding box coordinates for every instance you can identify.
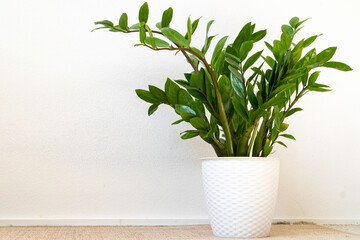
[201,158,279,238]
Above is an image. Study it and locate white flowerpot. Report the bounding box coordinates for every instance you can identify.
[201,157,279,238]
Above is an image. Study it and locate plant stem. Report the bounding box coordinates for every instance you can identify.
[113,28,199,73]
[270,87,307,147]
[239,62,248,111]
[247,120,259,156]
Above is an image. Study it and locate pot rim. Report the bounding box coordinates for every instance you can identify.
[200,156,279,161]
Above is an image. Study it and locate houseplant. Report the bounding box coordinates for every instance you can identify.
[93,2,352,238]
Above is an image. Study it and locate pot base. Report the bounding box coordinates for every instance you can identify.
[201,157,279,239]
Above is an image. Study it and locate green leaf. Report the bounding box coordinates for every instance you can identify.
[211,36,228,66]
[276,141,287,148]
[280,134,296,140]
[295,18,311,28]
[119,13,128,31]
[247,84,258,109]
[139,2,149,23]
[279,123,289,132]
[139,26,146,43]
[308,71,320,85]
[281,32,291,49]
[178,89,193,106]
[149,85,167,103]
[190,117,208,130]
[94,20,114,28]
[303,35,319,48]
[251,30,267,42]
[189,69,205,91]
[161,7,173,28]
[263,139,273,156]
[264,56,275,68]
[239,40,253,61]
[148,104,159,116]
[265,41,273,52]
[214,51,225,78]
[322,61,352,71]
[273,40,286,61]
[175,104,196,116]
[308,86,332,92]
[269,83,295,98]
[145,37,170,47]
[165,78,180,105]
[145,25,156,48]
[161,27,189,46]
[186,16,192,45]
[262,96,287,109]
[317,47,337,63]
[232,97,250,123]
[206,20,214,35]
[286,108,302,117]
[289,17,299,28]
[135,89,159,104]
[229,67,245,97]
[181,130,199,139]
[130,23,141,30]
[185,17,200,40]
[218,75,231,104]
[172,119,184,125]
[243,50,263,72]
[281,24,294,36]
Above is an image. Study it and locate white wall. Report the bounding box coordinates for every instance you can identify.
[0,0,359,224]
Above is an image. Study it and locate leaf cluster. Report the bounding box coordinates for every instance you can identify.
[94,4,352,157]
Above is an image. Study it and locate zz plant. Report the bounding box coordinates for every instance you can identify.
[94,2,352,157]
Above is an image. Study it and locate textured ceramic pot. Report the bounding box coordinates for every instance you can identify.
[201,157,279,238]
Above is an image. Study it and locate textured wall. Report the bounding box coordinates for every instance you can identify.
[0,0,359,223]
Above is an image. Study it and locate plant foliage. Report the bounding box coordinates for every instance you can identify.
[94,4,352,157]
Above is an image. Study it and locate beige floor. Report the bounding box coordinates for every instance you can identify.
[0,224,359,240]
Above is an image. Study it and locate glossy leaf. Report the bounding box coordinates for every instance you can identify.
[263,139,273,156]
[308,71,320,85]
[129,23,141,30]
[286,108,303,117]
[145,37,170,47]
[181,130,199,139]
[175,104,196,116]
[304,35,319,48]
[139,26,146,43]
[281,24,293,36]
[165,78,180,105]
[289,17,299,28]
[276,141,287,148]
[94,20,113,28]
[161,27,189,46]
[172,119,184,125]
[148,104,159,116]
[139,2,149,23]
[211,36,228,66]
[149,85,167,103]
[239,40,253,61]
[161,7,173,28]
[119,13,128,31]
[295,18,311,28]
[229,67,245,97]
[243,50,263,72]
[317,47,337,63]
[323,61,352,71]
[251,30,267,42]
[190,117,208,130]
[232,97,250,123]
[280,134,296,140]
[135,89,159,104]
